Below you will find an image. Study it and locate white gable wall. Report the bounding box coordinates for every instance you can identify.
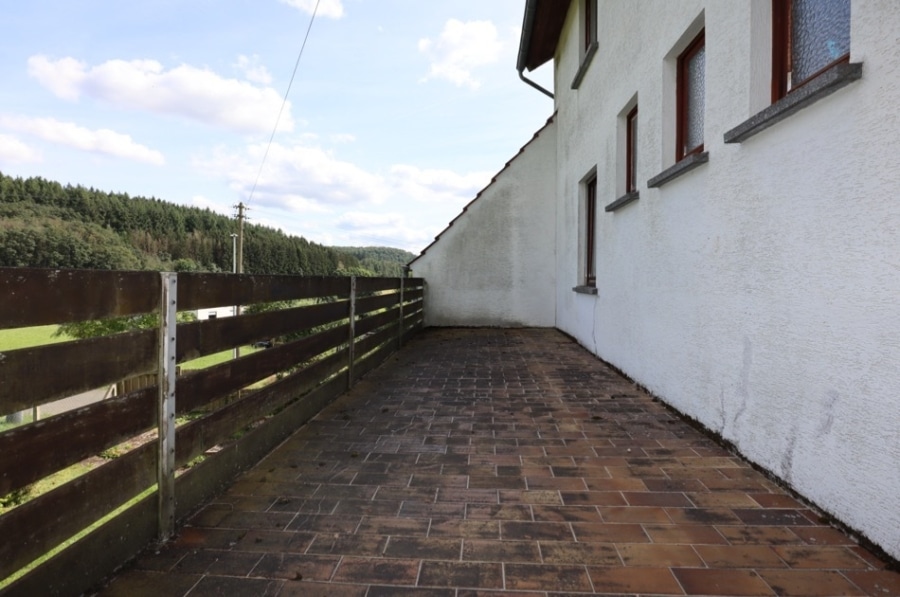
[553,0,900,558]
[411,119,558,327]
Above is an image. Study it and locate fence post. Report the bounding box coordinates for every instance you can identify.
[398,277,405,349]
[157,272,178,542]
[347,276,356,386]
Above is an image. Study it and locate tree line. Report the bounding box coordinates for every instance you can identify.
[0,171,417,276]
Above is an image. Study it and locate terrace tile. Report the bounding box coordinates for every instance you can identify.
[98,328,899,596]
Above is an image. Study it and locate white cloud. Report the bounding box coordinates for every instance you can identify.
[279,0,344,19]
[389,164,492,203]
[335,211,436,250]
[0,134,42,163]
[27,55,293,134]
[418,19,503,89]
[0,115,164,165]
[233,54,273,85]
[194,141,390,211]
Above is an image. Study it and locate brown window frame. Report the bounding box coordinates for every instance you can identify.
[676,30,705,161]
[625,105,638,193]
[584,176,597,287]
[584,0,597,52]
[771,0,851,102]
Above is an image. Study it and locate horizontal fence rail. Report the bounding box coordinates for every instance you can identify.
[0,267,424,596]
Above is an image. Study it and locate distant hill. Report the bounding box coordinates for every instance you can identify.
[334,246,417,277]
[0,171,405,277]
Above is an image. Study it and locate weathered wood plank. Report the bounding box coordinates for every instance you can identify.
[0,442,155,580]
[0,388,155,495]
[176,300,349,362]
[355,323,397,359]
[357,307,400,337]
[0,330,156,415]
[176,273,351,311]
[356,293,399,316]
[352,341,396,383]
[175,374,349,524]
[176,324,349,413]
[4,491,157,597]
[0,268,160,330]
[403,288,424,302]
[175,350,347,466]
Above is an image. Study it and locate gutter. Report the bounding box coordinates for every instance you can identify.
[517,0,555,99]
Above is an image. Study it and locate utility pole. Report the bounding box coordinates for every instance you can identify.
[234,202,248,275]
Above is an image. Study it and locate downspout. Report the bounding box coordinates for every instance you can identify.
[517,0,555,99]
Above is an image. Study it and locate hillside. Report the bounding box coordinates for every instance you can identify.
[333,246,417,277]
[0,171,404,276]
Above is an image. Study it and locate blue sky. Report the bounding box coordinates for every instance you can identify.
[0,0,553,253]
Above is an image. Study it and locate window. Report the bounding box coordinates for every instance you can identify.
[772,0,850,101]
[584,0,598,52]
[626,105,638,193]
[677,30,705,161]
[584,176,597,287]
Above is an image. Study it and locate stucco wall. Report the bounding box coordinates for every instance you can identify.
[410,119,558,327]
[553,0,900,558]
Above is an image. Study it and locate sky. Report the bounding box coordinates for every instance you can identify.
[0,0,554,254]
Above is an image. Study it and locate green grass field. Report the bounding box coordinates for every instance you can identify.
[0,324,71,350]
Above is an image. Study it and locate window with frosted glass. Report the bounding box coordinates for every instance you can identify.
[677,31,705,160]
[773,0,851,100]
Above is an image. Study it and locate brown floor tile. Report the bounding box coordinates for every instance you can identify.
[188,576,282,596]
[599,505,672,524]
[333,557,420,585]
[749,493,805,509]
[252,553,341,581]
[504,563,594,592]
[717,525,804,545]
[571,522,650,543]
[540,541,621,565]
[673,568,775,595]
[733,509,816,527]
[277,581,368,596]
[585,477,648,492]
[841,569,900,595]
[463,539,542,563]
[771,546,871,569]
[687,492,763,509]
[429,519,500,538]
[617,543,704,567]
[588,566,684,595]
[500,490,564,505]
[385,536,462,560]
[560,491,628,506]
[357,516,430,536]
[665,507,744,525]
[790,526,855,546]
[438,488,499,503]
[757,569,867,596]
[100,570,201,597]
[307,533,389,556]
[466,503,533,521]
[643,524,728,545]
[418,561,503,589]
[502,521,574,541]
[532,504,602,523]
[369,587,455,597]
[694,545,788,568]
[623,491,694,507]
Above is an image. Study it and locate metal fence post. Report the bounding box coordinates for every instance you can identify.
[158,272,177,542]
[398,277,405,349]
[347,276,356,386]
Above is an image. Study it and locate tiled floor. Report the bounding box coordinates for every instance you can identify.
[100,328,900,596]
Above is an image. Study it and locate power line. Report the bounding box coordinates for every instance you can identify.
[246,0,321,206]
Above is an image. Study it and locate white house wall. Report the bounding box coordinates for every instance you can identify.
[553,0,900,558]
[411,119,558,327]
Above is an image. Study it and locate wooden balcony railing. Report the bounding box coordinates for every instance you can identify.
[0,268,424,595]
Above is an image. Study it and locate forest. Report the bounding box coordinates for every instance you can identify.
[0,171,415,276]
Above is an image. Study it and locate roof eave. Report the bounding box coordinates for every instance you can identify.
[517,0,572,72]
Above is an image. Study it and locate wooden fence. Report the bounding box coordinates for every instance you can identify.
[0,268,424,596]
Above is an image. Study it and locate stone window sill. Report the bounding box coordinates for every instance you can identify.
[573,285,598,296]
[724,62,862,143]
[605,191,639,212]
[648,151,709,188]
[571,42,599,90]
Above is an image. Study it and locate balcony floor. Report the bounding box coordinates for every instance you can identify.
[100,328,899,596]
